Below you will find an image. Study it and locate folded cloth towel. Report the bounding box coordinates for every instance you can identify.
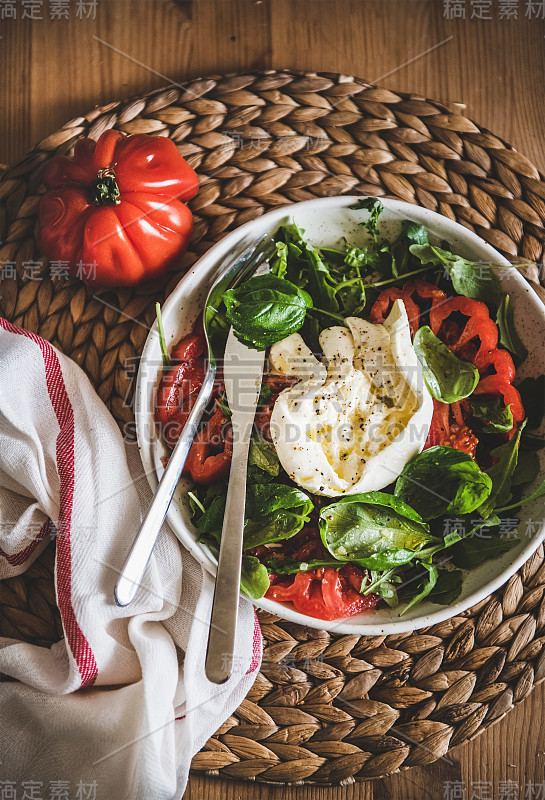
[0,319,261,799]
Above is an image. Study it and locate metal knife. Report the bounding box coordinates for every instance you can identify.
[204,264,268,684]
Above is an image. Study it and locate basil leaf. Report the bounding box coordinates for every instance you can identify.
[243,509,310,549]
[470,397,514,433]
[222,273,312,350]
[246,484,313,519]
[517,376,545,429]
[196,495,226,535]
[496,294,528,363]
[248,435,280,478]
[428,568,463,605]
[196,481,313,550]
[413,325,480,403]
[409,244,503,305]
[243,483,313,549]
[240,555,270,599]
[394,445,492,521]
[478,422,526,518]
[319,492,439,570]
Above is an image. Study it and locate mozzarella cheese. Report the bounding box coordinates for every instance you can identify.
[269,300,433,496]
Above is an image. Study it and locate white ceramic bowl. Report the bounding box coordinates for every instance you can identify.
[135,197,545,635]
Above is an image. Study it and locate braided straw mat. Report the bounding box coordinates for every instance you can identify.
[1,70,545,785]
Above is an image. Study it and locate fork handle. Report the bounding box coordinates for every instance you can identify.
[114,364,217,607]
[205,416,253,683]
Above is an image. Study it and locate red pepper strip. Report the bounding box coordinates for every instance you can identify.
[265,567,379,620]
[371,281,522,447]
[155,333,206,447]
[424,399,451,448]
[368,288,421,336]
[429,297,498,363]
[403,279,446,304]
[320,569,347,618]
[475,347,516,381]
[451,400,465,428]
[427,295,524,438]
[267,571,335,619]
[184,407,233,485]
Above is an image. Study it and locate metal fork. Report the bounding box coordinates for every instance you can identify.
[114,234,275,607]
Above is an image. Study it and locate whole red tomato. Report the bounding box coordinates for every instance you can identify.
[38,130,199,287]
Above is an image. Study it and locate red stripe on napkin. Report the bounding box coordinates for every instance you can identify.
[0,319,98,687]
[246,612,262,674]
[0,520,51,566]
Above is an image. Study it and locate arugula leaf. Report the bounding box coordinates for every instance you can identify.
[344,246,368,269]
[351,197,384,240]
[494,479,545,515]
[249,435,280,478]
[402,221,429,246]
[410,244,503,306]
[363,567,402,608]
[155,302,170,367]
[470,397,513,433]
[413,326,480,403]
[478,422,526,518]
[394,446,492,521]
[428,568,463,605]
[390,220,429,277]
[240,555,270,599]
[279,223,340,314]
[222,273,312,350]
[272,241,288,279]
[516,376,545,429]
[400,562,438,615]
[511,449,541,487]
[496,294,528,363]
[215,393,231,418]
[521,433,545,452]
[263,556,342,574]
[319,491,439,570]
[450,534,518,569]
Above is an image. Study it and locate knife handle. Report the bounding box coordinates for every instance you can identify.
[205,417,254,684]
[114,365,217,607]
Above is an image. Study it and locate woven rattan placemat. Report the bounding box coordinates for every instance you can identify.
[1,70,545,785]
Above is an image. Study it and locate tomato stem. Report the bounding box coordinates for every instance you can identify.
[89,167,121,205]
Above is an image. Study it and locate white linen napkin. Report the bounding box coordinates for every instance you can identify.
[0,318,261,799]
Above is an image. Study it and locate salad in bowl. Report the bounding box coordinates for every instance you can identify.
[137,197,545,633]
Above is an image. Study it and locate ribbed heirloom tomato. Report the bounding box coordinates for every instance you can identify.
[38,130,199,287]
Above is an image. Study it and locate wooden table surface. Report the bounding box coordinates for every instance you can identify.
[1,1,545,797]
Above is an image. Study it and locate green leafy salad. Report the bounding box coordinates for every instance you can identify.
[179,199,545,620]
